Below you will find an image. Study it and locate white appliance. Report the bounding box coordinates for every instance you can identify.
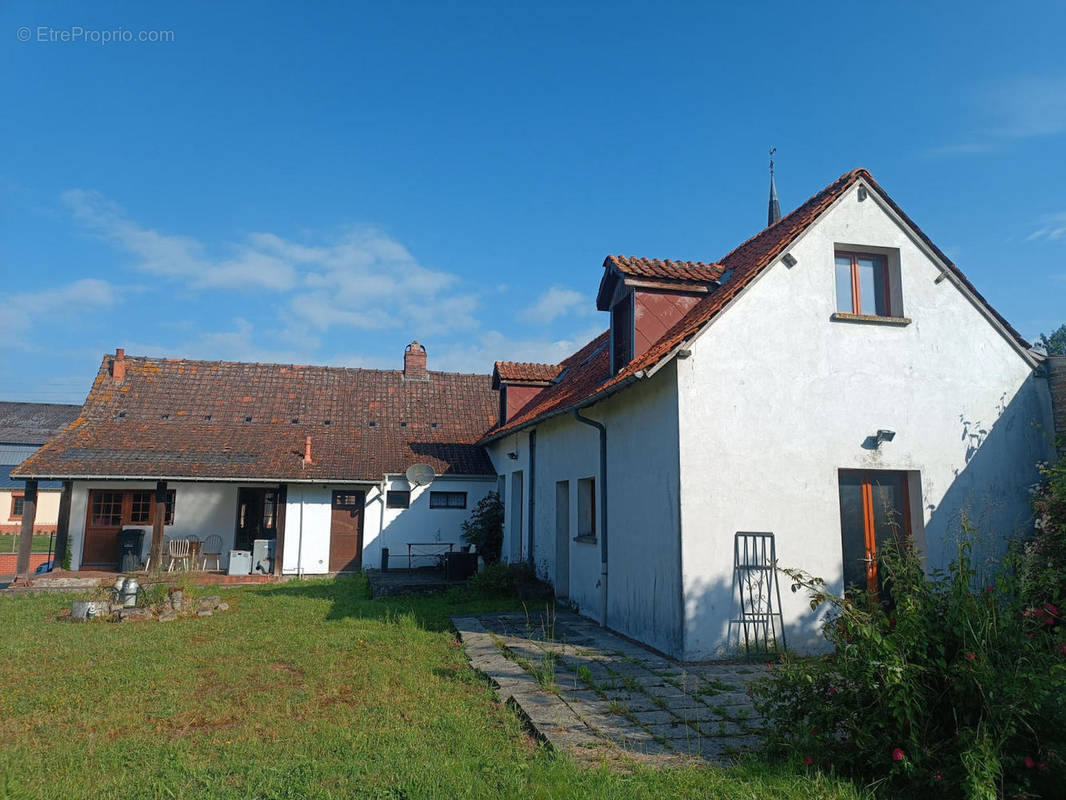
[227,550,252,576]
[252,539,275,574]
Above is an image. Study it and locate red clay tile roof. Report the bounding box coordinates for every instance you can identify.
[485,168,1031,442]
[605,255,726,283]
[14,356,499,481]
[492,361,562,386]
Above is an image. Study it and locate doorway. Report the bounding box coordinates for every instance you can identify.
[838,470,912,595]
[555,480,570,598]
[235,488,277,552]
[329,490,365,573]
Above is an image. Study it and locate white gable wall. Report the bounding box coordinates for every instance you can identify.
[676,182,1055,659]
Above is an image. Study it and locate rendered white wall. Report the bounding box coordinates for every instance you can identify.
[487,366,685,657]
[64,477,493,574]
[67,480,244,571]
[281,476,496,575]
[676,182,1056,659]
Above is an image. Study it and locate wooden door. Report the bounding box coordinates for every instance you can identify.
[329,490,365,573]
[838,471,910,594]
[83,490,123,566]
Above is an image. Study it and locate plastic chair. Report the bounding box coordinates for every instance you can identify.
[201,535,223,571]
[166,538,191,572]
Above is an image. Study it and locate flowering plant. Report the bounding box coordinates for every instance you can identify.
[751,522,1066,799]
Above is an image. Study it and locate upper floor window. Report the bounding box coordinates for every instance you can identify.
[611,294,633,374]
[835,251,896,317]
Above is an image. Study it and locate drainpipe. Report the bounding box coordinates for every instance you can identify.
[378,474,388,567]
[573,409,608,627]
[295,486,305,577]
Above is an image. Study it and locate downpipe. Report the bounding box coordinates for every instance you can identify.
[573,409,608,627]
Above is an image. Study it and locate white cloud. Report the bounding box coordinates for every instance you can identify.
[122,318,312,365]
[431,325,606,373]
[1027,212,1066,242]
[928,73,1066,158]
[62,188,480,336]
[2,278,119,347]
[519,286,589,324]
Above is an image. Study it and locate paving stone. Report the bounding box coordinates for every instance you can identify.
[645,721,702,741]
[628,709,682,726]
[455,610,767,766]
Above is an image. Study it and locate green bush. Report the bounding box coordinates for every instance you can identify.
[467,562,552,600]
[751,533,1066,799]
[460,491,504,564]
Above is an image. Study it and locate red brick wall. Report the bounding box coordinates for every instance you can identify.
[1049,356,1066,458]
[0,553,53,574]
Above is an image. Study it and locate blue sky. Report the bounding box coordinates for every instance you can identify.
[3,1,1064,403]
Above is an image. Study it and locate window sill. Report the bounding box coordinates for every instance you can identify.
[573,535,597,544]
[830,312,911,327]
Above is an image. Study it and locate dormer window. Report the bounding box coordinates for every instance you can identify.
[611,294,633,374]
[834,249,904,319]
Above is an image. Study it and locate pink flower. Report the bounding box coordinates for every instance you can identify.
[1046,603,1059,617]
[828,686,837,694]
[892,748,904,762]
[935,774,943,782]
[1025,756,1035,769]
[985,585,995,593]
[966,652,975,660]
[803,756,813,766]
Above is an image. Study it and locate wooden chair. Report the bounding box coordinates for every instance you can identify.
[166,538,191,572]
[201,535,223,572]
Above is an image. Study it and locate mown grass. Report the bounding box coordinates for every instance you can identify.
[0,576,866,799]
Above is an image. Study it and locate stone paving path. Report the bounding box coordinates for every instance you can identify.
[453,609,768,766]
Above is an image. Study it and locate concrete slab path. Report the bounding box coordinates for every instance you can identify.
[453,609,769,766]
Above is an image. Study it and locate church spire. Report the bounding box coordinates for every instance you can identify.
[767,147,781,226]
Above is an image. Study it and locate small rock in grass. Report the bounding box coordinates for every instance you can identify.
[200,595,222,608]
[196,608,213,617]
[158,612,178,622]
[216,602,229,612]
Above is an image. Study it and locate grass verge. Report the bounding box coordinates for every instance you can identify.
[0,575,866,799]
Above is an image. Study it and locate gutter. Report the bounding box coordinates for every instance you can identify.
[481,373,642,446]
[572,408,608,627]
[7,473,493,483]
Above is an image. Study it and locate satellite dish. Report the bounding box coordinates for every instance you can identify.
[405,463,435,486]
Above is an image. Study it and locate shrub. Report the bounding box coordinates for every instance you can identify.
[460,491,503,564]
[467,562,552,600]
[751,534,1066,799]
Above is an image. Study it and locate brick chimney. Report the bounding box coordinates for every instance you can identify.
[403,341,427,380]
[303,435,313,466]
[112,348,126,383]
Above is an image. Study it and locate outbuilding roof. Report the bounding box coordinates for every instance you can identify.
[0,402,81,445]
[484,168,1032,442]
[13,355,499,481]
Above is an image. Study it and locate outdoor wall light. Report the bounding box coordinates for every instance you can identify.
[506,451,519,460]
[782,252,798,268]
[857,185,869,201]
[875,429,896,446]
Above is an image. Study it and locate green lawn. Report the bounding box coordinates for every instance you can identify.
[0,533,55,554]
[0,576,866,799]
